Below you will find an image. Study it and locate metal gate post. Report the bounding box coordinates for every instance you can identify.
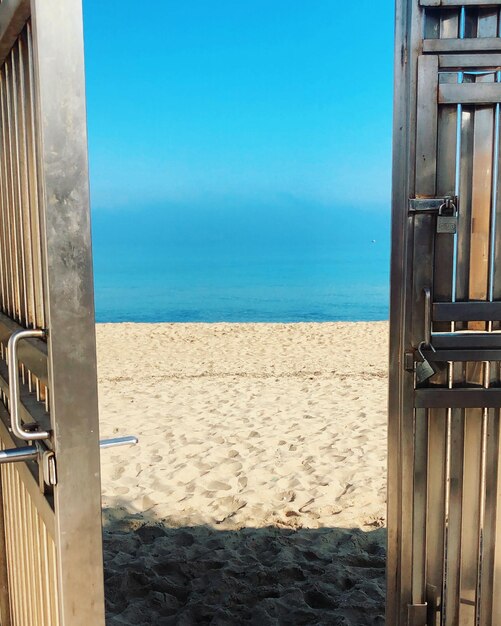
[388,0,423,623]
[30,0,105,623]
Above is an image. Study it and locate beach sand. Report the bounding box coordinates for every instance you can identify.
[97,322,388,625]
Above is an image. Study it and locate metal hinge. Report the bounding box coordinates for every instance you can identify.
[407,603,428,626]
[408,196,458,214]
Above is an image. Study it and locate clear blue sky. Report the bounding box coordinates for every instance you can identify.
[82,1,395,216]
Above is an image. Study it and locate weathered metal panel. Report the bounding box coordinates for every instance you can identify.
[390,1,501,624]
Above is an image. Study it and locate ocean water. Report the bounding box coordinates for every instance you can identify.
[91,205,390,323]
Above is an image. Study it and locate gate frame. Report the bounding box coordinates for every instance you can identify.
[389,2,501,624]
[388,0,421,623]
[0,1,105,624]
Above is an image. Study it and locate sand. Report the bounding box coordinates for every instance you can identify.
[97,322,388,625]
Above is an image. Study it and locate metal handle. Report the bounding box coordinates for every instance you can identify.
[423,287,432,347]
[99,436,138,449]
[0,445,38,464]
[8,329,49,441]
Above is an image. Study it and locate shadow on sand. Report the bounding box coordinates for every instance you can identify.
[103,505,386,626]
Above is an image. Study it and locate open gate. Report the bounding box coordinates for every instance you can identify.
[0,1,105,624]
[390,1,501,625]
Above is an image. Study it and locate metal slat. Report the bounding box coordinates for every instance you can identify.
[415,388,501,407]
[433,302,501,321]
[0,455,57,626]
[0,468,11,626]
[461,66,496,626]
[439,83,501,105]
[5,57,22,324]
[439,54,501,69]
[412,408,429,607]
[433,333,501,348]
[24,23,45,329]
[16,36,35,329]
[490,48,501,626]
[416,56,439,195]
[410,53,440,610]
[444,408,465,625]
[11,43,28,327]
[1,74,15,320]
[425,348,501,361]
[427,55,458,618]
[477,408,500,623]
[424,38,501,53]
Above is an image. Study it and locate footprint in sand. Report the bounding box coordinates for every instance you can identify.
[111,465,124,481]
[218,460,243,473]
[207,480,232,491]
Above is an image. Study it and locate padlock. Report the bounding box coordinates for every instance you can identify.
[415,342,436,384]
[437,200,458,234]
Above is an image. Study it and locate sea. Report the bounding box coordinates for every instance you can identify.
[91,204,391,323]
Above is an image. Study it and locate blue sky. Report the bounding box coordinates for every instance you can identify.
[82,1,395,216]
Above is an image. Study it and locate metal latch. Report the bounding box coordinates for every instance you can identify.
[0,436,138,487]
[42,450,57,486]
[0,442,56,486]
[408,196,458,215]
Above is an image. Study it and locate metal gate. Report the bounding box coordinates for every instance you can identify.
[389,1,501,625]
[0,1,106,624]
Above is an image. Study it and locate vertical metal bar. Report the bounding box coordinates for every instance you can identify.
[0,98,8,316]
[412,407,428,605]
[16,34,36,329]
[389,1,432,620]
[459,72,496,626]
[33,510,46,626]
[30,2,105,624]
[39,517,50,626]
[14,471,27,626]
[416,56,439,197]
[444,408,465,626]
[479,408,500,625]
[468,96,494,308]
[0,469,11,626]
[388,1,412,621]
[413,53,440,621]
[428,64,458,625]
[22,487,34,625]
[3,465,18,625]
[10,42,28,328]
[0,78,15,319]
[25,21,45,329]
[491,71,501,626]
[4,57,21,323]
